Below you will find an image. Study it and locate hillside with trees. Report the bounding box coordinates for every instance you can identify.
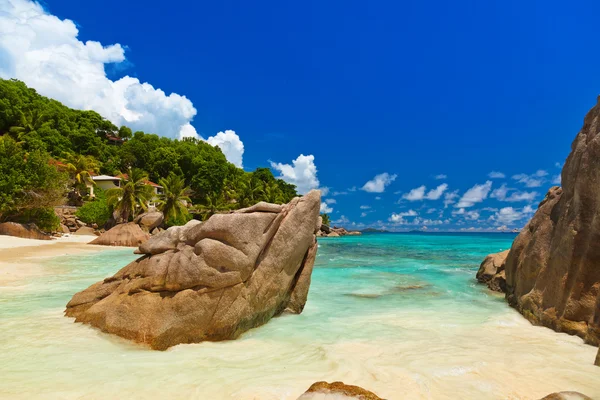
[0,78,299,230]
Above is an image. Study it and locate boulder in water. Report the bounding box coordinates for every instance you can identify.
[65,191,321,350]
[297,381,383,400]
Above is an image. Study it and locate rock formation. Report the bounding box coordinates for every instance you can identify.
[538,392,593,400]
[316,224,362,237]
[478,98,600,353]
[476,250,509,292]
[134,211,164,232]
[297,381,383,400]
[65,191,321,350]
[0,222,53,240]
[88,223,150,247]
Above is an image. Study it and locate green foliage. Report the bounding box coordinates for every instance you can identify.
[321,213,331,226]
[11,208,61,232]
[157,173,192,225]
[76,189,111,226]
[0,135,68,220]
[106,168,154,222]
[0,78,301,228]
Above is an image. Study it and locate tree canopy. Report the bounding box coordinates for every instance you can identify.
[0,78,299,228]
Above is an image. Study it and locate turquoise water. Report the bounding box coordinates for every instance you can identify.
[1,233,599,400]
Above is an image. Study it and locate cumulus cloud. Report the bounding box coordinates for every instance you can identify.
[204,130,245,168]
[360,205,371,209]
[361,173,397,193]
[512,170,548,188]
[270,154,320,194]
[490,184,537,202]
[456,181,492,208]
[320,202,333,213]
[325,198,337,204]
[402,184,448,201]
[488,171,506,179]
[444,190,459,208]
[490,205,536,226]
[389,209,418,224]
[552,174,561,185]
[403,185,426,201]
[434,174,447,180]
[426,184,448,200]
[0,0,198,139]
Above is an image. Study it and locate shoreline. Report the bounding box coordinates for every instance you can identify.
[0,235,128,286]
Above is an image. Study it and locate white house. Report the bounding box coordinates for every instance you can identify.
[88,175,163,208]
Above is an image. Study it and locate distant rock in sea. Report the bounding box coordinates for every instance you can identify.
[297,381,383,400]
[65,191,321,350]
[316,224,362,237]
[477,97,600,361]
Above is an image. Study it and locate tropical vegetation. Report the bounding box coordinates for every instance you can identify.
[0,78,299,230]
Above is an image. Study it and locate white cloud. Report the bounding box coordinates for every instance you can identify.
[205,130,244,168]
[403,185,426,201]
[490,184,537,202]
[332,215,349,225]
[375,196,381,200]
[270,154,320,194]
[0,0,198,139]
[456,181,492,208]
[361,173,397,193]
[325,198,336,204]
[426,183,448,200]
[426,208,437,214]
[488,171,506,179]
[552,174,561,185]
[389,209,418,224]
[512,170,548,188]
[360,212,368,217]
[360,205,371,209]
[434,174,447,180]
[444,190,459,208]
[320,202,333,213]
[490,205,536,226]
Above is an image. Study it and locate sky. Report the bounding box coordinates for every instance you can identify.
[2,0,600,231]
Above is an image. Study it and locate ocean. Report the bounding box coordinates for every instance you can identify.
[1,233,599,399]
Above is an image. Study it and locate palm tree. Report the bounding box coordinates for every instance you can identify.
[157,173,191,224]
[62,154,99,189]
[106,168,154,222]
[9,108,49,139]
[263,181,283,203]
[198,192,228,220]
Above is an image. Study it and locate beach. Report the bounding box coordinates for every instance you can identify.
[1,233,598,399]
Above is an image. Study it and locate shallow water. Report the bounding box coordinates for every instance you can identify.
[1,233,599,400]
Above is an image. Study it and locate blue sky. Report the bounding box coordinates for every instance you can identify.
[3,0,600,231]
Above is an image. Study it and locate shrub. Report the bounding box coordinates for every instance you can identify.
[76,189,112,226]
[11,208,61,232]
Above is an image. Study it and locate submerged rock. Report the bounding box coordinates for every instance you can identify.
[484,98,600,349]
[65,191,321,350]
[297,381,383,400]
[538,392,593,400]
[0,222,52,240]
[88,223,150,247]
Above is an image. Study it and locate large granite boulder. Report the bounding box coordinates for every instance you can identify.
[502,98,600,346]
[476,250,509,292]
[88,223,150,247]
[297,381,383,400]
[134,211,164,232]
[65,191,321,350]
[0,222,53,240]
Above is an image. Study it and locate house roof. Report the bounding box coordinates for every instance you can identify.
[92,175,120,181]
[116,173,163,188]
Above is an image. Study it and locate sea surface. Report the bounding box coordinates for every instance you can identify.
[1,233,599,400]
